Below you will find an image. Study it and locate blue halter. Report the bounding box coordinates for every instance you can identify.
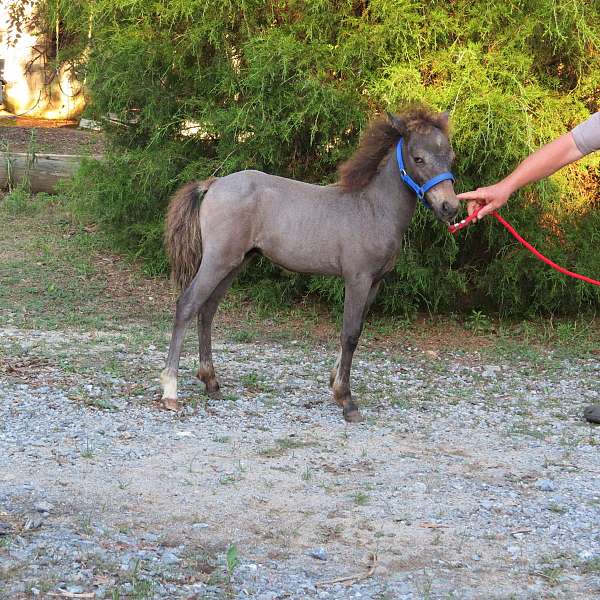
[395,137,455,209]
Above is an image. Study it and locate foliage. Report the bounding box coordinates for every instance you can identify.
[225,544,240,583]
[42,0,600,316]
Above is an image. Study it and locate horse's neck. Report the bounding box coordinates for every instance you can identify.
[364,152,416,230]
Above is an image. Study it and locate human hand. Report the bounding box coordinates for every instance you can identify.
[456,182,513,220]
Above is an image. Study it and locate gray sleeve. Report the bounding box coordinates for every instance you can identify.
[571,112,600,156]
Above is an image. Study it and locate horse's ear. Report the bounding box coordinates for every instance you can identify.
[438,111,450,131]
[386,111,405,132]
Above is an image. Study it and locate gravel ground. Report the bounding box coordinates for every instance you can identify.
[1,324,599,599]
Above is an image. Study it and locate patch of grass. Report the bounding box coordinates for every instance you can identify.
[102,357,128,378]
[538,565,564,586]
[581,557,600,573]
[81,438,96,459]
[506,421,549,440]
[231,329,256,343]
[213,435,231,444]
[225,544,239,585]
[77,394,119,411]
[301,465,313,481]
[464,310,493,334]
[390,395,412,409]
[25,577,60,595]
[78,513,94,534]
[258,437,315,458]
[0,535,13,550]
[1,185,37,215]
[218,460,246,485]
[257,446,286,458]
[241,372,272,393]
[353,491,370,506]
[107,559,154,599]
[0,560,25,584]
[219,474,238,486]
[276,436,314,450]
[499,319,599,360]
[0,199,173,333]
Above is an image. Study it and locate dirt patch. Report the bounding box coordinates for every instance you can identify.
[0,118,105,155]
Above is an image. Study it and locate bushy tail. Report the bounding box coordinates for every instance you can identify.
[164,177,217,290]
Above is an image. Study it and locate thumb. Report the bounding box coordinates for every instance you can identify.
[467,200,483,216]
[476,202,497,220]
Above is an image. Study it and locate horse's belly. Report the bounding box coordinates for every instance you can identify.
[258,240,342,277]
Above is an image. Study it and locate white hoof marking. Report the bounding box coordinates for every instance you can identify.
[160,370,178,400]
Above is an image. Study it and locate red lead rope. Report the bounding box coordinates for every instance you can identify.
[448,208,600,287]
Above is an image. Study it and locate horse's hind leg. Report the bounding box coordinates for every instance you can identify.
[161,256,242,410]
[196,268,240,398]
[332,275,374,422]
[196,301,221,399]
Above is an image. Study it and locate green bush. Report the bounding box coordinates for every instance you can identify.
[44,0,600,316]
[1,185,34,215]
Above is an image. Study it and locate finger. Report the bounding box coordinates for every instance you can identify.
[457,190,484,201]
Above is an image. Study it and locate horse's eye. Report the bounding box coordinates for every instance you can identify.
[414,157,424,164]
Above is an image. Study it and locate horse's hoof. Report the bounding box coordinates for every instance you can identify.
[343,409,364,423]
[584,405,600,424]
[207,388,222,400]
[162,397,180,411]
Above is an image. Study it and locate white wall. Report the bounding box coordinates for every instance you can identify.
[0,3,86,119]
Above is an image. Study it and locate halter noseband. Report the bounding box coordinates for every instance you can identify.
[395,137,455,209]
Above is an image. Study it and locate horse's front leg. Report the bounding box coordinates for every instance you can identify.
[330,280,381,388]
[332,275,374,422]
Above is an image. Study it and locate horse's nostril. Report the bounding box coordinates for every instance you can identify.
[442,201,452,214]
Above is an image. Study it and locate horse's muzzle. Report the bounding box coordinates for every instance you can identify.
[436,199,459,223]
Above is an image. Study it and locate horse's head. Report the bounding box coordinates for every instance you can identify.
[388,110,459,223]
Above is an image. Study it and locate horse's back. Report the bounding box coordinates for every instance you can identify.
[210,169,328,200]
[201,168,345,225]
